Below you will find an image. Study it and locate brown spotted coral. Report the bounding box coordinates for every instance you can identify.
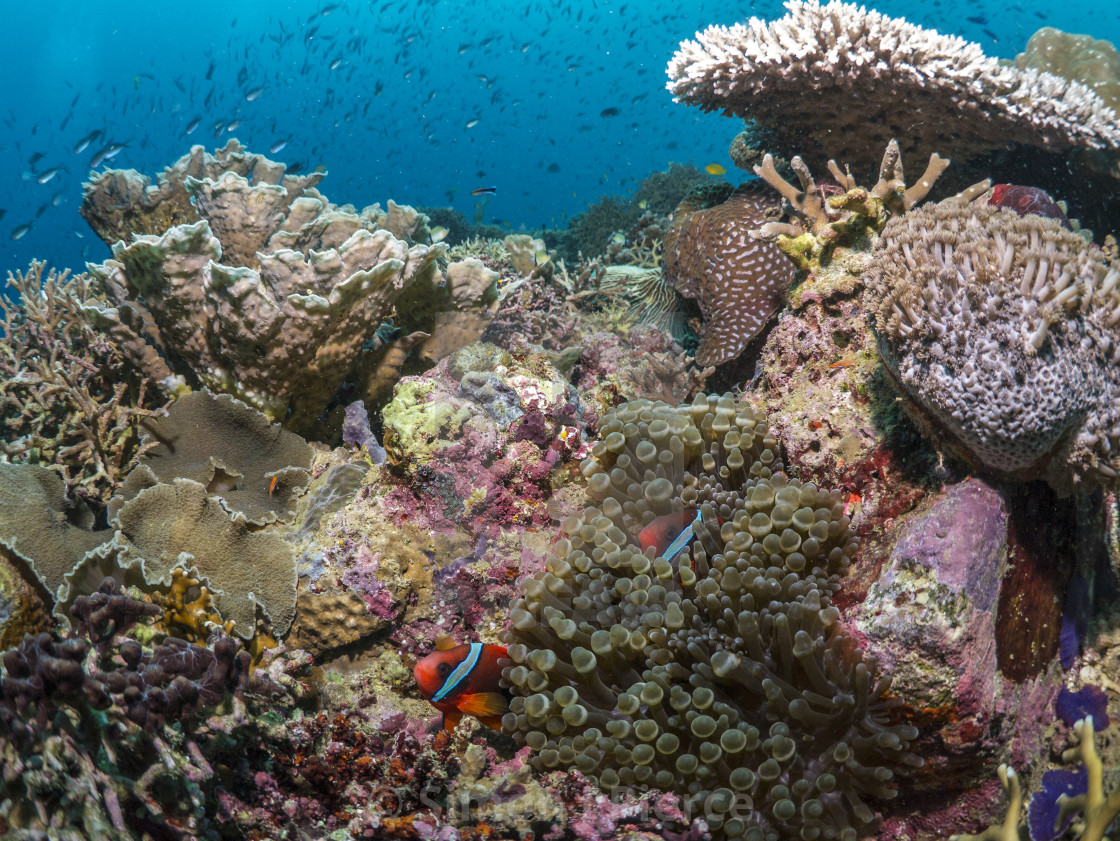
[662,182,794,366]
[501,394,920,841]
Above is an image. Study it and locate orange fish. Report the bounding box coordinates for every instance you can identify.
[413,638,509,730]
[639,509,709,566]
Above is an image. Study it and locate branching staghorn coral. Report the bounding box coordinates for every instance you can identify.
[749,140,983,273]
[0,262,170,505]
[950,717,1120,841]
[501,394,920,840]
[865,198,1120,494]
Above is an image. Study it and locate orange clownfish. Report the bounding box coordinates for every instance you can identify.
[413,639,509,730]
[639,509,704,566]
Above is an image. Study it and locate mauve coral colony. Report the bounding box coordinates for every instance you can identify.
[5,2,1120,840]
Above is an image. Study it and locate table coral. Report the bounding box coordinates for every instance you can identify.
[667,0,1120,177]
[864,197,1120,494]
[502,394,920,840]
[662,182,794,366]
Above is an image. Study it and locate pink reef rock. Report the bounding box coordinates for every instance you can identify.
[855,478,1064,834]
[380,342,591,538]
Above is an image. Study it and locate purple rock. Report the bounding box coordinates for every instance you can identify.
[343,400,386,464]
[1061,575,1090,668]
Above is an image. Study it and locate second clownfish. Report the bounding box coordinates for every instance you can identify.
[639,509,704,566]
[413,638,509,730]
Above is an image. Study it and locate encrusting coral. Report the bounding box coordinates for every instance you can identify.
[662,182,794,366]
[667,0,1120,177]
[0,262,170,505]
[864,197,1120,494]
[112,389,314,526]
[501,394,920,841]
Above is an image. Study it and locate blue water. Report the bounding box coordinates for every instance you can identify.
[1,0,1117,274]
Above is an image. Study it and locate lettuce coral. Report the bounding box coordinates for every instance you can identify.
[80,140,447,433]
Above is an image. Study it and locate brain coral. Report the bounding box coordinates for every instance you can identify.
[662,182,794,366]
[864,199,1120,494]
[666,0,1120,175]
[502,394,919,841]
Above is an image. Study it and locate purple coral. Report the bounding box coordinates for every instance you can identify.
[1028,767,1087,841]
[1056,685,1110,730]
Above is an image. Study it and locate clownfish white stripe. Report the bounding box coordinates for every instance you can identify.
[661,510,702,563]
[432,642,483,702]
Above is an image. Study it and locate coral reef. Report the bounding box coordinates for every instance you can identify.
[101,477,299,637]
[0,463,108,603]
[566,196,644,262]
[381,342,591,535]
[864,197,1120,494]
[750,140,969,274]
[667,0,1120,177]
[0,579,290,840]
[0,262,170,505]
[114,389,314,525]
[633,162,710,217]
[80,140,452,433]
[1015,27,1120,113]
[502,394,920,840]
[662,182,794,366]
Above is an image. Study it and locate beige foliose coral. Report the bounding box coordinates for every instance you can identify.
[666,0,1120,175]
[865,199,1120,494]
[81,140,445,433]
[1015,26,1120,114]
[114,390,313,526]
[502,394,919,841]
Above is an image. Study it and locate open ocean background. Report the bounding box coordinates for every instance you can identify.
[1,0,1118,275]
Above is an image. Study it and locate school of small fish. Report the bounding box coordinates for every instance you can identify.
[1,0,1026,258]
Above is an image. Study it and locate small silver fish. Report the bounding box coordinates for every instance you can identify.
[269,139,290,154]
[186,117,201,135]
[10,223,31,240]
[245,86,265,102]
[226,119,242,132]
[465,118,480,129]
[36,167,63,184]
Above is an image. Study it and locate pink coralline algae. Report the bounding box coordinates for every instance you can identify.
[381,342,592,537]
[341,551,403,623]
[854,478,1064,832]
